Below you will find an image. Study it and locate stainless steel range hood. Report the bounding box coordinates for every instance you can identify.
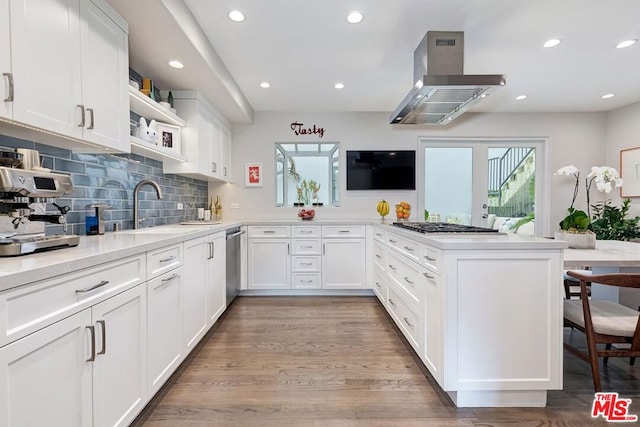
[390,31,506,125]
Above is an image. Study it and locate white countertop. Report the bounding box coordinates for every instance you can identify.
[564,240,640,267]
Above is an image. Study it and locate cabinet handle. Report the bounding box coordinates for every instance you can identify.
[302,279,313,283]
[86,108,94,129]
[211,242,215,259]
[159,255,176,263]
[389,298,395,306]
[97,320,106,355]
[301,230,313,234]
[375,282,382,288]
[301,262,313,266]
[323,243,325,255]
[76,280,109,293]
[424,255,436,261]
[263,230,276,234]
[86,325,96,362]
[338,230,350,233]
[77,104,85,127]
[423,272,434,279]
[302,245,314,249]
[389,239,397,243]
[375,254,382,259]
[375,233,382,237]
[223,167,227,176]
[404,246,414,252]
[211,162,217,173]
[404,276,414,285]
[3,73,13,102]
[388,264,397,271]
[403,317,414,328]
[288,243,290,255]
[161,273,179,283]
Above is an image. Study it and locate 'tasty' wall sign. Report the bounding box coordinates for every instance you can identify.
[290,121,325,138]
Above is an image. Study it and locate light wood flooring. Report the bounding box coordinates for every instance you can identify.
[131,297,640,426]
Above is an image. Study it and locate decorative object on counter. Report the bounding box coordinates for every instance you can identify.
[376,200,390,221]
[211,194,222,221]
[156,122,181,153]
[135,117,158,144]
[245,163,263,187]
[554,164,623,248]
[295,180,309,205]
[141,77,153,97]
[590,198,640,241]
[298,208,315,220]
[395,201,411,221]
[620,146,640,198]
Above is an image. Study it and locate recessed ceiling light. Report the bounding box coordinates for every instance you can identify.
[515,95,528,100]
[260,82,270,88]
[616,39,637,49]
[602,93,615,99]
[168,60,184,69]
[334,83,345,89]
[543,38,562,48]
[228,10,245,22]
[347,11,363,24]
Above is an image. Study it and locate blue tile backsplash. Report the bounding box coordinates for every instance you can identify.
[0,134,209,235]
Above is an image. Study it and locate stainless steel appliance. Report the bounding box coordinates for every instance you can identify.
[0,165,78,256]
[392,222,501,234]
[225,226,244,305]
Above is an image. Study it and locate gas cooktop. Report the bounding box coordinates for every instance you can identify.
[392,222,500,234]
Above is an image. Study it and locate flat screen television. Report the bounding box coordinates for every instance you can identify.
[346,150,416,190]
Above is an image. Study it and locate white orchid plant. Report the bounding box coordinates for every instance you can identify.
[555,165,623,232]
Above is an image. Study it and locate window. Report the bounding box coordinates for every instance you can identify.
[275,143,339,206]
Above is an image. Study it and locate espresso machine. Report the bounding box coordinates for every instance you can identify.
[0,154,79,256]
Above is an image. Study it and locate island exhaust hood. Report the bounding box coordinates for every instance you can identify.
[390,31,506,125]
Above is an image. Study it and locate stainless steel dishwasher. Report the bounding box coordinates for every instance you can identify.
[225,226,244,305]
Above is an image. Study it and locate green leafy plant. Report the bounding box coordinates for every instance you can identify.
[510,212,535,232]
[590,198,640,241]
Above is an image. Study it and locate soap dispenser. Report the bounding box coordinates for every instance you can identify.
[85,204,110,235]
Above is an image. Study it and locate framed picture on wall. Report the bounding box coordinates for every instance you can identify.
[245,163,263,187]
[620,146,640,198]
[156,122,181,154]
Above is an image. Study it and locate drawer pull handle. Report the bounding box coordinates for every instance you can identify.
[338,230,350,233]
[423,272,434,279]
[87,107,94,129]
[388,264,397,271]
[302,280,313,283]
[375,233,383,237]
[76,280,109,293]
[424,255,436,262]
[301,262,313,266]
[3,73,14,102]
[301,230,313,234]
[389,298,395,306]
[389,239,397,243]
[263,230,276,234]
[159,255,176,263]
[161,274,179,283]
[375,282,382,288]
[302,245,314,249]
[404,276,414,284]
[403,317,414,328]
[404,246,414,252]
[375,254,382,259]
[97,320,106,355]
[86,326,96,362]
[77,104,85,127]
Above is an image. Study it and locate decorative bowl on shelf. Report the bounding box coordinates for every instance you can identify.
[298,208,315,221]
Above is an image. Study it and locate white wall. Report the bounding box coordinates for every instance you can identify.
[605,101,640,217]
[211,111,607,234]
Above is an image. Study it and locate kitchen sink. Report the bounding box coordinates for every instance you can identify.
[120,226,205,235]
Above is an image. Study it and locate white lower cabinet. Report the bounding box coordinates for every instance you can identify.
[183,236,210,352]
[0,284,147,427]
[147,267,184,396]
[322,238,366,289]
[423,268,442,384]
[248,238,291,289]
[207,233,226,324]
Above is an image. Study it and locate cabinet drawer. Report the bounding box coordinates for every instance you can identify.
[388,234,421,264]
[147,243,183,279]
[292,273,321,289]
[291,239,321,255]
[372,266,388,306]
[386,250,424,308]
[422,246,442,273]
[373,228,387,243]
[387,286,422,353]
[248,226,290,238]
[373,241,387,271]
[292,256,321,272]
[0,254,145,347]
[322,225,365,238]
[292,225,320,237]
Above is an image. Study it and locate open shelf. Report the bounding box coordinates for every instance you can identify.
[130,136,187,163]
[129,86,186,127]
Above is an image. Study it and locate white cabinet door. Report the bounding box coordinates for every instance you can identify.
[198,103,214,175]
[322,239,366,289]
[248,239,291,289]
[183,236,209,352]
[0,310,93,427]
[9,0,82,138]
[209,116,222,177]
[79,0,129,151]
[207,233,226,325]
[0,0,11,119]
[147,268,184,395]
[220,125,231,179]
[423,270,442,384]
[91,285,147,427]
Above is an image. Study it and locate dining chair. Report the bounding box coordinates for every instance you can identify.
[563,271,640,392]
[563,268,592,299]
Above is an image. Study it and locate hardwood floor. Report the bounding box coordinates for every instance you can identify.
[132,297,640,426]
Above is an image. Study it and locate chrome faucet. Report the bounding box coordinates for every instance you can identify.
[133,180,163,229]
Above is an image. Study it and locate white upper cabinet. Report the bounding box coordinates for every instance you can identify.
[163,91,232,182]
[2,0,129,152]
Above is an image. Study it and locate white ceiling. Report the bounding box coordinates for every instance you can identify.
[108,0,640,124]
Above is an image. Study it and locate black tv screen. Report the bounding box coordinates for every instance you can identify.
[346,150,416,190]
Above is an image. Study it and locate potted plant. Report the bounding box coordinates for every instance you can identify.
[554,165,623,248]
[590,198,640,241]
